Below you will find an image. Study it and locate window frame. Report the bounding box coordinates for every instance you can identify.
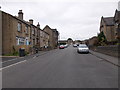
[25,25,29,34]
[17,22,22,32]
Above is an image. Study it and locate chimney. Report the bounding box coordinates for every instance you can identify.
[37,22,40,28]
[18,10,23,20]
[29,19,33,24]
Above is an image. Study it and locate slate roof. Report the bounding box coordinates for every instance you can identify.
[114,9,120,22]
[116,9,120,16]
[103,17,115,26]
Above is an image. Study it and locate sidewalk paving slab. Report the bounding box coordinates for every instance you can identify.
[1,50,48,62]
[90,50,119,67]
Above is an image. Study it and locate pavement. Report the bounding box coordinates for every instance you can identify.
[90,50,119,67]
[2,46,118,88]
[1,50,50,68]
[1,50,48,62]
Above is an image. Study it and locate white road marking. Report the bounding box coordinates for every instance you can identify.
[2,58,17,63]
[2,57,24,63]
[0,60,27,71]
[33,56,36,58]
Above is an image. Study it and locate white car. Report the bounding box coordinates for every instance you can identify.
[77,44,89,53]
[73,44,77,47]
[64,44,68,48]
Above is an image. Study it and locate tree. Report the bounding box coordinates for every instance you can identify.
[67,38,73,41]
[97,31,107,46]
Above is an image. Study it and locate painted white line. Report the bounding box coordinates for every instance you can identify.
[2,57,24,63]
[0,60,27,71]
[33,56,36,58]
[2,58,17,63]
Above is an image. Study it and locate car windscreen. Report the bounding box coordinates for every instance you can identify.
[78,46,88,48]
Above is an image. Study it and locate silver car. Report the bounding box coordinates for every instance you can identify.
[77,44,89,53]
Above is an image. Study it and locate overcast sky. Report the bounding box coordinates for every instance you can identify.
[0,0,119,40]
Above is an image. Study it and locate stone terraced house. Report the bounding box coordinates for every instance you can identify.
[1,10,58,55]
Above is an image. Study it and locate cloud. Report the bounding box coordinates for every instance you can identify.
[1,1,118,40]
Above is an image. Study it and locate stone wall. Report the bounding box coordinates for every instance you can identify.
[90,45,119,58]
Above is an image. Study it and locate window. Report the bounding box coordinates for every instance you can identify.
[16,36,25,45]
[35,29,37,36]
[25,26,28,34]
[17,23,22,32]
[32,28,35,35]
[37,30,39,37]
[40,31,43,37]
[25,37,29,45]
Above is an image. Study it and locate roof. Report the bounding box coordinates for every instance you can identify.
[2,10,31,26]
[114,9,120,22]
[115,9,120,16]
[89,36,98,41]
[43,25,59,34]
[40,29,49,35]
[116,10,120,16]
[102,17,115,26]
[43,25,51,30]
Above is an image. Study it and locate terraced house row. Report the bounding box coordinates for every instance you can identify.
[0,10,59,55]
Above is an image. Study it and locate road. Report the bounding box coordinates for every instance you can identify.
[2,46,118,88]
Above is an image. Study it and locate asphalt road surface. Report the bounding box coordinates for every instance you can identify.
[2,46,118,88]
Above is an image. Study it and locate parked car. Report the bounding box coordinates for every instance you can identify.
[77,43,79,46]
[77,44,89,53]
[59,45,65,49]
[73,44,77,47]
[64,44,68,48]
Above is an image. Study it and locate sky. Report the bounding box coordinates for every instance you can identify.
[0,0,119,40]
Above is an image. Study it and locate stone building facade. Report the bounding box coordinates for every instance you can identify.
[2,10,32,55]
[114,9,120,40]
[88,36,98,46]
[52,29,59,48]
[40,29,49,49]
[58,40,67,45]
[100,9,120,42]
[1,10,58,55]
[43,25,59,49]
[100,16,115,42]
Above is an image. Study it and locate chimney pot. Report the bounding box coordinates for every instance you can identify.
[37,22,40,28]
[29,19,33,24]
[18,10,23,20]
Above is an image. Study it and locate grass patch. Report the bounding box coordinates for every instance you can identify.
[3,51,19,56]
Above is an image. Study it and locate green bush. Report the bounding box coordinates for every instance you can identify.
[116,42,120,45]
[25,51,29,55]
[13,51,19,56]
